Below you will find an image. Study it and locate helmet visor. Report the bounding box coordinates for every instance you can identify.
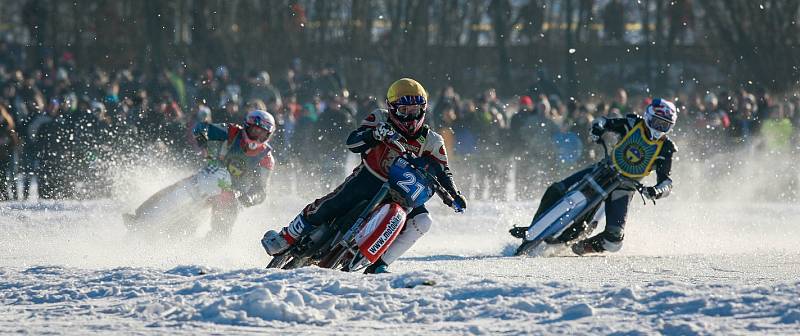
[393,104,425,121]
[648,115,674,133]
[247,125,272,142]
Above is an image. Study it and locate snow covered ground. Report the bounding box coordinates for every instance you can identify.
[1,192,799,335]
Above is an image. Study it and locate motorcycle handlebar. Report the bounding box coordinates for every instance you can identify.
[386,132,462,213]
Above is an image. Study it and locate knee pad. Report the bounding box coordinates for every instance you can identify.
[381,212,433,265]
[406,212,432,237]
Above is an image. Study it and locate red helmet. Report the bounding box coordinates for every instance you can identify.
[241,110,275,155]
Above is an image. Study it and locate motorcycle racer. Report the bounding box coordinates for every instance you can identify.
[261,78,467,273]
[511,98,678,255]
[192,109,276,238]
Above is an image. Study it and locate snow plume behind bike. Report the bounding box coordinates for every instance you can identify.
[1,128,799,270]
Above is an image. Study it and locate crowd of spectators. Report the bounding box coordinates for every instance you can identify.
[2,48,799,203]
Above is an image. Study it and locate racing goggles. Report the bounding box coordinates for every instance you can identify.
[247,125,273,142]
[648,115,674,133]
[393,103,426,121]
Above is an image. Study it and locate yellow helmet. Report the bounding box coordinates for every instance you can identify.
[386,78,428,137]
[386,78,428,105]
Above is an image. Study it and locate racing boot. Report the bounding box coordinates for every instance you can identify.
[364,258,390,274]
[571,235,606,256]
[261,215,309,255]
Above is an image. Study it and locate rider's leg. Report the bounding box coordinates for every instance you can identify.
[365,207,431,274]
[573,189,633,254]
[262,166,383,255]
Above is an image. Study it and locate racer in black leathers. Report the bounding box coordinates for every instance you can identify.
[514,99,678,255]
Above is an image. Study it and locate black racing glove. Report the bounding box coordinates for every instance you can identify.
[590,117,606,143]
[642,186,658,200]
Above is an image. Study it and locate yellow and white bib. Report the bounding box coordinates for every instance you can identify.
[611,122,664,178]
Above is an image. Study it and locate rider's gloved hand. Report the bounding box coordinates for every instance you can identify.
[453,192,467,210]
[240,190,266,207]
[443,191,467,211]
[643,186,658,200]
[372,122,396,142]
[590,117,606,143]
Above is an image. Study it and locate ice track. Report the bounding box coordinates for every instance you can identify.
[1,196,799,335]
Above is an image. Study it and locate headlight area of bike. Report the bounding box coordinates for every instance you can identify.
[387,156,436,209]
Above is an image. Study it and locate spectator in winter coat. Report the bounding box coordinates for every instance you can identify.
[510,95,557,199]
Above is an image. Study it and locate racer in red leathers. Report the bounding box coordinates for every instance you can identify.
[262,78,466,273]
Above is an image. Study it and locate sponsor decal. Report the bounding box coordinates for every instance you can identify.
[368,212,404,254]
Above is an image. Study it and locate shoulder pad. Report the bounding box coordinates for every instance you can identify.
[422,129,448,164]
[425,127,444,144]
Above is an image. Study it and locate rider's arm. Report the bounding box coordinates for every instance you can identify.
[650,139,676,199]
[205,123,231,141]
[422,136,465,206]
[592,114,639,137]
[193,122,230,146]
[346,125,380,153]
[346,112,383,153]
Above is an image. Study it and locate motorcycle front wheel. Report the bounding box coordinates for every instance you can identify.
[515,239,544,256]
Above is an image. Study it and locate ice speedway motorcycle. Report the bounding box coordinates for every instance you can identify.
[267,139,463,272]
[512,136,654,256]
[123,161,235,237]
